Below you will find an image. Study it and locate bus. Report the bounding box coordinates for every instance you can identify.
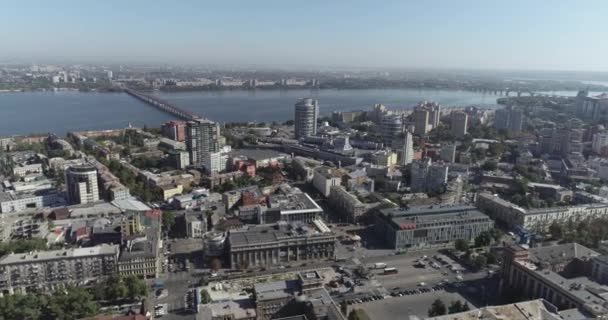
[383,267,398,275]
[374,262,387,269]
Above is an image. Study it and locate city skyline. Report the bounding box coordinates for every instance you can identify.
[3,0,608,71]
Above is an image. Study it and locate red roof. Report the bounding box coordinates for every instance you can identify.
[399,224,416,230]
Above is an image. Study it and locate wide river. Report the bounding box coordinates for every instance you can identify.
[0,88,510,136]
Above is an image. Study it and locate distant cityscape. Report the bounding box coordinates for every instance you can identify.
[3,62,608,320]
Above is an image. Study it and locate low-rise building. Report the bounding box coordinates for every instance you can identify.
[292,156,321,182]
[501,243,608,317]
[263,189,323,224]
[428,299,573,320]
[0,189,61,213]
[227,221,335,269]
[159,184,184,201]
[198,299,256,320]
[328,186,368,222]
[118,235,161,279]
[374,205,494,249]
[369,150,398,167]
[12,163,43,177]
[185,212,207,238]
[0,244,119,295]
[477,192,608,232]
[228,149,287,168]
[312,166,343,197]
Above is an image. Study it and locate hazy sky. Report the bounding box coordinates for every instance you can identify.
[2,0,607,71]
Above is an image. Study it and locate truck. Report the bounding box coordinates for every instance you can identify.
[374,262,387,269]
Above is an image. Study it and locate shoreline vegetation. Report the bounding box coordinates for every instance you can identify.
[1,79,608,94]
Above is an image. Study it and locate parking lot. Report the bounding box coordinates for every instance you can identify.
[370,254,462,289]
[361,289,472,320]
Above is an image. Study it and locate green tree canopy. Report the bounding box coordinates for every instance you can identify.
[428,299,447,317]
[200,289,211,305]
[454,239,469,252]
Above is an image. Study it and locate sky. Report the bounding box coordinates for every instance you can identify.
[2,0,608,71]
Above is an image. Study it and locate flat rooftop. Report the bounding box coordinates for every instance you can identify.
[381,205,491,228]
[254,279,298,301]
[229,221,333,247]
[268,192,322,213]
[0,244,118,265]
[228,148,286,161]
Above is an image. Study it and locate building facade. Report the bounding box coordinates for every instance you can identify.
[501,243,608,317]
[494,106,523,133]
[0,244,118,295]
[161,120,187,142]
[410,158,448,192]
[328,186,367,222]
[186,119,220,167]
[227,222,335,269]
[393,131,414,165]
[374,205,494,249]
[440,144,456,163]
[381,114,403,144]
[312,166,343,197]
[65,164,100,205]
[294,98,319,139]
[450,111,468,138]
[477,192,608,232]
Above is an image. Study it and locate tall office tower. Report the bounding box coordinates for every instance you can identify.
[451,111,468,138]
[413,101,441,136]
[65,164,99,205]
[440,144,457,163]
[186,119,220,167]
[410,158,448,192]
[592,132,608,155]
[106,70,113,80]
[393,131,414,165]
[414,109,430,136]
[426,103,441,128]
[372,103,389,123]
[161,120,187,141]
[294,98,319,139]
[494,105,523,133]
[539,128,584,156]
[381,114,403,145]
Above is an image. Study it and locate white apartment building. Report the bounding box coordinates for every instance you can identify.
[312,166,343,197]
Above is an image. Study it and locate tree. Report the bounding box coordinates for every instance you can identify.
[486,252,498,265]
[474,231,492,247]
[514,178,529,195]
[209,258,222,272]
[488,143,505,157]
[0,238,48,256]
[340,301,348,315]
[0,287,99,320]
[489,228,502,243]
[549,221,565,239]
[348,309,371,320]
[481,160,498,171]
[104,275,128,301]
[162,211,176,232]
[124,275,148,300]
[448,300,463,314]
[200,289,211,304]
[473,254,488,270]
[454,239,469,252]
[462,302,470,311]
[428,299,447,317]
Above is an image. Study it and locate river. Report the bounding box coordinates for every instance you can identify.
[0,88,503,136]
